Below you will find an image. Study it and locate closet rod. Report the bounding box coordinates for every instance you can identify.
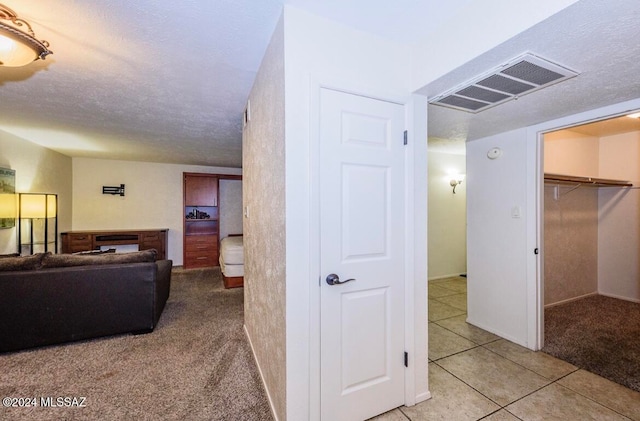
[544,173,633,187]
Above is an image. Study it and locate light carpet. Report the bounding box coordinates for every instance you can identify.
[0,267,273,420]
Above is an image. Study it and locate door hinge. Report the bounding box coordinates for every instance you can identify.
[534,248,539,255]
[403,130,408,145]
[404,351,408,367]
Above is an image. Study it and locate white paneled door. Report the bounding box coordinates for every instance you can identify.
[320,88,406,421]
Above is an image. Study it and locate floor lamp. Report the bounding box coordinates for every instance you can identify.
[18,193,57,255]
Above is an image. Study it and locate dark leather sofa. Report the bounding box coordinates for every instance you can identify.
[0,251,172,353]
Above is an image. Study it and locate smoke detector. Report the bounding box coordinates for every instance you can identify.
[429,53,579,113]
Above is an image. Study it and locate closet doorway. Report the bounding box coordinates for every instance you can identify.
[541,112,640,393]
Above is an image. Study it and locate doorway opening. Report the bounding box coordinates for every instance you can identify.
[540,111,640,393]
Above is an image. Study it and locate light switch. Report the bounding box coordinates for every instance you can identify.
[244,205,249,218]
[511,206,521,218]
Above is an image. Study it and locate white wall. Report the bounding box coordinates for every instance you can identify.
[428,151,467,279]
[0,131,72,255]
[598,131,640,302]
[282,6,429,419]
[72,158,241,265]
[544,130,599,176]
[219,179,243,240]
[466,128,532,346]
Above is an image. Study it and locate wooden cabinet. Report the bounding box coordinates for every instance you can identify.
[61,229,168,260]
[65,232,92,252]
[185,234,218,267]
[183,172,243,269]
[183,173,219,269]
[185,175,218,206]
[139,231,167,256]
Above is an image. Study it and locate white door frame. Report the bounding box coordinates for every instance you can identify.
[308,80,429,419]
[526,98,640,350]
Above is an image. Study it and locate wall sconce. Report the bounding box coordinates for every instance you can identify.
[450,174,465,194]
[0,3,52,67]
[102,184,125,196]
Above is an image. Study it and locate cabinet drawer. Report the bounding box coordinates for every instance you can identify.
[141,232,160,241]
[185,251,217,268]
[185,234,217,244]
[185,242,217,253]
[184,234,217,268]
[69,234,91,244]
[66,234,92,252]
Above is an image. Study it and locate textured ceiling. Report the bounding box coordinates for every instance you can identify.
[0,0,284,168]
[0,0,473,168]
[1,1,637,166]
[424,0,640,153]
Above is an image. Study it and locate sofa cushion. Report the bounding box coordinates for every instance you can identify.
[41,249,158,268]
[0,253,20,258]
[0,253,46,271]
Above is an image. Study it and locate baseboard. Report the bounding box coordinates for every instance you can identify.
[428,273,466,281]
[414,391,432,404]
[244,325,280,421]
[597,292,640,304]
[544,292,598,309]
[464,316,529,348]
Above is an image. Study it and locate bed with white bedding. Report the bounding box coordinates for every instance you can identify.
[219,235,243,288]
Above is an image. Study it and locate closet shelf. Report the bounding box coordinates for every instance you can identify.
[544,173,633,187]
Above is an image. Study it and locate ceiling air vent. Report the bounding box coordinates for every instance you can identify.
[429,53,579,113]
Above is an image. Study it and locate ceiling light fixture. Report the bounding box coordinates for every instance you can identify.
[0,3,52,67]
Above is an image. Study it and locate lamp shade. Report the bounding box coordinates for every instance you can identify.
[0,25,39,66]
[0,5,52,67]
[0,193,16,217]
[47,194,57,217]
[19,193,56,218]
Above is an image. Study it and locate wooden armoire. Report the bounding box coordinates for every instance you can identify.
[183,172,241,269]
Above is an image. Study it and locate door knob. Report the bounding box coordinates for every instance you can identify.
[326,273,356,286]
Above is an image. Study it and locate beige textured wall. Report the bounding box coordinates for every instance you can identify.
[0,132,72,254]
[242,16,286,421]
[544,130,599,305]
[72,158,241,264]
[544,185,598,305]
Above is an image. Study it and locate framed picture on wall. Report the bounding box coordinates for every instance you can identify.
[0,167,16,229]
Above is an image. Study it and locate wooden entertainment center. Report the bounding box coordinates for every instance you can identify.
[61,229,168,260]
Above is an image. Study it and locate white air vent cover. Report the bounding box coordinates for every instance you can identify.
[429,53,579,113]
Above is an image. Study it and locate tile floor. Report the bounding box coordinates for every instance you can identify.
[372,276,640,421]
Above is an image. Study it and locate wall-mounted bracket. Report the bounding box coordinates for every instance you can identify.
[102,184,125,196]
